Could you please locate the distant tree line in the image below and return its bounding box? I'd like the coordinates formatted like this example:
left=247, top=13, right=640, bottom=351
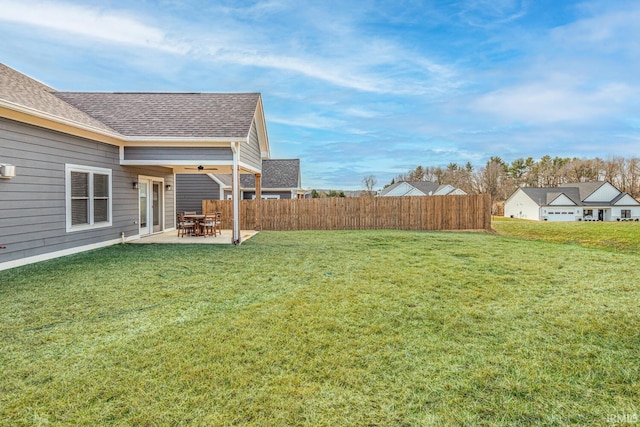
left=311, top=189, right=346, bottom=198
left=387, top=156, right=640, bottom=205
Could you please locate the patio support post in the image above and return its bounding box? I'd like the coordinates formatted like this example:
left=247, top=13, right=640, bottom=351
left=231, top=141, right=241, bottom=245
left=255, top=173, right=261, bottom=230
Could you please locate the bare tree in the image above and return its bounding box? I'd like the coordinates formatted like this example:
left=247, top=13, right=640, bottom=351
left=479, top=158, right=510, bottom=213
left=627, top=157, right=640, bottom=197
left=383, top=154, right=640, bottom=202
left=362, top=175, right=377, bottom=197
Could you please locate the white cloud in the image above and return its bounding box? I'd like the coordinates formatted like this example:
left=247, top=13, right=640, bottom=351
left=551, top=4, right=640, bottom=52
left=458, top=0, right=528, bottom=28
left=269, top=113, right=345, bottom=130
left=472, top=77, right=638, bottom=124
left=0, top=0, right=461, bottom=96
left=214, top=50, right=390, bottom=94
left=0, top=0, right=186, bottom=53
left=473, top=77, right=634, bottom=124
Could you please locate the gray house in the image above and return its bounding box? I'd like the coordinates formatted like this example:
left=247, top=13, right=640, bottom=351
left=175, top=159, right=303, bottom=212
left=0, top=63, right=270, bottom=270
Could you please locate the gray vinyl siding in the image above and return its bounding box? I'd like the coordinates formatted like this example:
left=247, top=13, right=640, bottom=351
left=0, top=117, right=174, bottom=267
left=240, top=120, right=261, bottom=170
left=124, top=146, right=232, bottom=161
left=176, top=174, right=220, bottom=214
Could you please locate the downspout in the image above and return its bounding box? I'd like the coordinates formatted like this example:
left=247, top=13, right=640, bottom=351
left=231, top=141, right=241, bottom=245
left=255, top=173, right=262, bottom=230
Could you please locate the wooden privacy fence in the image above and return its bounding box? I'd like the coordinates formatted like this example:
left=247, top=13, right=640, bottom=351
left=203, top=194, right=491, bottom=232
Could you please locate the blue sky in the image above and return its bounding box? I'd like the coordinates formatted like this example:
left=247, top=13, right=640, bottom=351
left=1, top=0, right=639, bottom=189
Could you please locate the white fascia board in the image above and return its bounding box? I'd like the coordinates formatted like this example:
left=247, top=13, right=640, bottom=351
left=254, top=96, right=270, bottom=158
left=238, top=161, right=261, bottom=174
left=405, top=187, right=426, bottom=196
left=0, top=99, right=123, bottom=143
left=384, top=182, right=412, bottom=196
left=522, top=190, right=543, bottom=207
left=614, top=194, right=640, bottom=206
left=505, top=188, right=526, bottom=205
left=122, top=137, right=243, bottom=145
left=206, top=173, right=228, bottom=187
left=434, top=185, right=454, bottom=195
left=548, top=194, right=577, bottom=206
left=120, top=160, right=233, bottom=166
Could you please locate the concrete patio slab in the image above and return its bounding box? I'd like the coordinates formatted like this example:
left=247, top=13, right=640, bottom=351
left=130, top=229, right=259, bottom=244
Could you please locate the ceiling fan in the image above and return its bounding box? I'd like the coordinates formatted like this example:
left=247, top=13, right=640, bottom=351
left=184, top=165, right=218, bottom=171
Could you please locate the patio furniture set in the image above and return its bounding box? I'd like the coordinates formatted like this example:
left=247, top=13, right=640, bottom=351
left=176, top=212, right=222, bottom=237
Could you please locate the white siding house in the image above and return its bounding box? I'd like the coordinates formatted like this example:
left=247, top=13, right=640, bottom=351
left=380, top=181, right=467, bottom=197
left=504, top=188, right=542, bottom=220
left=504, top=182, right=640, bottom=222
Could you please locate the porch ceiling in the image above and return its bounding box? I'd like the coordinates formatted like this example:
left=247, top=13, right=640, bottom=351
left=153, top=165, right=259, bottom=174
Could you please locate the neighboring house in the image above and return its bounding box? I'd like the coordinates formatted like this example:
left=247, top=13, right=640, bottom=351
left=504, top=181, right=640, bottom=221
left=0, top=63, right=270, bottom=270
left=379, top=181, right=467, bottom=197
left=175, top=159, right=303, bottom=212
left=237, top=159, right=304, bottom=200
left=305, top=190, right=363, bottom=198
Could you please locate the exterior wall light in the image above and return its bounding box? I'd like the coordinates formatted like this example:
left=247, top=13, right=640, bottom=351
left=132, top=181, right=139, bottom=189
left=0, top=164, right=16, bottom=179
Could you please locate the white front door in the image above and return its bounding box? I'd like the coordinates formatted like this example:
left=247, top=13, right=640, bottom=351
left=139, top=177, right=164, bottom=235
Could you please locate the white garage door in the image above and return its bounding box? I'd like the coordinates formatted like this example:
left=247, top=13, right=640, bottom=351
left=546, top=210, right=576, bottom=221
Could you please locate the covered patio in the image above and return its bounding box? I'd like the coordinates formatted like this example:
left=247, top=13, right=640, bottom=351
left=131, top=229, right=259, bottom=244
left=55, top=92, right=272, bottom=245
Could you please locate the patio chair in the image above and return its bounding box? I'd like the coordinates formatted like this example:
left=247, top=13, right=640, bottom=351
left=214, top=212, right=222, bottom=236
left=176, top=213, right=196, bottom=237
left=200, top=214, right=217, bottom=237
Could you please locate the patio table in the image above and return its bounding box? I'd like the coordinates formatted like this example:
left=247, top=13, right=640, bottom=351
left=183, top=214, right=205, bottom=236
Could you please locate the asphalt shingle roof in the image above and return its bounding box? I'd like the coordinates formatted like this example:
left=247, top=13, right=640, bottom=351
left=0, top=63, right=116, bottom=133
left=522, top=187, right=581, bottom=205
left=408, top=181, right=442, bottom=195
left=568, top=181, right=606, bottom=201
left=1, top=63, right=261, bottom=139
left=53, top=92, right=260, bottom=138
left=520, top=182, right=629, bottom=206
left=213, top=159, right=301, bottom=189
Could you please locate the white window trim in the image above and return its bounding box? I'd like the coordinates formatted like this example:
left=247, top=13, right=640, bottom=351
left=65, top=164, right=113, bottom=232
left=251, top=194, right=281, bottom=200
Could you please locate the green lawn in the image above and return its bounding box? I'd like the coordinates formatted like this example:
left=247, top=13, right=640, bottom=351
left=1, top=229, right=639, bottom=425
left=493, top=216, right=640, bottom=254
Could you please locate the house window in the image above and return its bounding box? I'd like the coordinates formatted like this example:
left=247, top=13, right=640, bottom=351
left=66, top=164, right=112, bottom=232
left=251, top=194, right=281, bottom=200
left=584, top=209, right=593, bottom=216
left=621, top=209, right=631, bottom=219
